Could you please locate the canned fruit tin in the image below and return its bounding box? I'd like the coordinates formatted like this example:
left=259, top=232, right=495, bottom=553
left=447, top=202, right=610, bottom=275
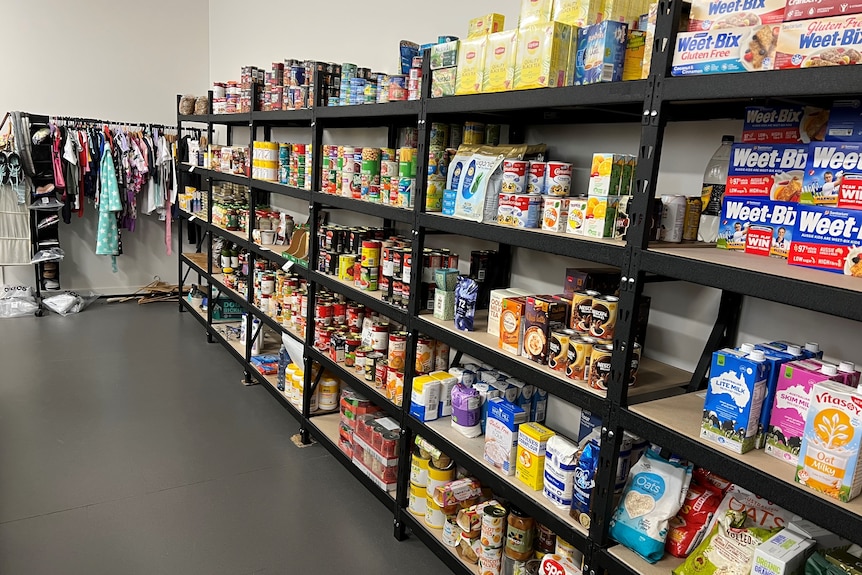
left=528, top=161, right=546, bottom=194
left=481, top=505, right=508, bottom=548
left=548, top=330, right=571, bottom=372
left=387, top=368, right=404, bottom=405
left=571, top=290, right=600, bottom=333
left=388, top=331, right=408, bottom=371
left=587, top=344, right=614, bottom=390
left=502, top=160, right=529, bottom=194
left=589, top=295, right=618, bottom=340
left=416, top=336, right=435, bottom=374
left=545, top=162, right=573, bottom=196
left=566, top=337, right=594, bottom=381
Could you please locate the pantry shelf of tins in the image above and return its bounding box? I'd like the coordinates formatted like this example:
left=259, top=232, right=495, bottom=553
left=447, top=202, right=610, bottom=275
left=179, top=163, right=312, bottom=202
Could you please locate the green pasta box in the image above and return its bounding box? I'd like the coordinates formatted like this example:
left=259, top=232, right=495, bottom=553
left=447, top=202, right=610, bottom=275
left=431, top=68, right=457, bottom=98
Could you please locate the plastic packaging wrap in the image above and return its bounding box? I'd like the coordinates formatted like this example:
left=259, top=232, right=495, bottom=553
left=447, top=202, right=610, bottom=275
left=42, top=290, right=100, bottom=316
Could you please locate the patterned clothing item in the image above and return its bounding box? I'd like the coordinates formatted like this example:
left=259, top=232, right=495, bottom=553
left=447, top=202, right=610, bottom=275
left=96, top=141, right=122, bottom=271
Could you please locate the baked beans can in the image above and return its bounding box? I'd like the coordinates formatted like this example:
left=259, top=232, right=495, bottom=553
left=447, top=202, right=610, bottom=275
left=388, top=331, right=408, bottom=372
left=588, top=344, right=615, bottom=390
left=545, top=162, right=573, bottom=196
left=629, top=342, right=642, bottom=387
left=370, top=323, right=390, bottom=351
left=415, top=336, right=435, bottom=374
left=571, top=290, right=600, bottom=332
left=375, top=358, right=389, bottom=390
left=548, top=330, right=571, bottom=372
left=315, top=302, right=333, bottom=326
left=435, top=340, right=450, bottom=371
left=365, top=351, right=384, bottom=382
left=332, top=302, right=347, bottom=325
left=346, top=304, right=365, bottom=330
left=481, top=505, right=507, bottom=549
left=589, top=295, right=618, bottom=340
left=501, top=160, right=529, bottom=194
left=361, top=240, right=382, bottom=268
left=527, top=161, right=546, bottom=194
left=566, top=336, right=595, bottom=381
left=683, top=196, right=702, bottom=242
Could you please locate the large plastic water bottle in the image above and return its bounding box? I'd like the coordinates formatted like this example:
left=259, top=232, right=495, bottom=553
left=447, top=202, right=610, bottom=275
left=698, top=135, right=735, bottom=243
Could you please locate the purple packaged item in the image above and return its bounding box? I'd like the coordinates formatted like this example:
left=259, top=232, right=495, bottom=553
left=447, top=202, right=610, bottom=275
left=451, top=384, right=482, bottom=438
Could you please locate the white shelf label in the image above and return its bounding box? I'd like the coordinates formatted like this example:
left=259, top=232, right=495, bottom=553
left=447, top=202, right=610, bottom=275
left=189, top=165, right=195, bottom=173
left=282, top=261, right=294, bottom=271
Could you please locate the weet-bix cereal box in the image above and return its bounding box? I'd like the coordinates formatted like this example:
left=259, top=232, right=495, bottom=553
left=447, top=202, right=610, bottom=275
left=689, top=0, right=787, bottom=31
left=775, top=15, right=862, bottom=69
left=718, top=198, right=798, bottom=257
left=802, top=141, right=862, bottom=207
left=789, top=204, right=862, bottom=274
left=726, top=144, right=808, bottom=201
left=672, top=26, right=778, bottom=75
left=742, top=105, right=829, bottom=143
left=826, top=100, right=862, bottom=142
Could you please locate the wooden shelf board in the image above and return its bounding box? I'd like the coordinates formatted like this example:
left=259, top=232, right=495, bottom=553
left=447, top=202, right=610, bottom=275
left=406, top=515, right=479, bottom=575
left=423, top=418, right=589, bottom=540
left=629, top=393, right=862, bottom=516
left=182, top=252, right=209, bottom=269
left=606, top=545, right=684, bottom=575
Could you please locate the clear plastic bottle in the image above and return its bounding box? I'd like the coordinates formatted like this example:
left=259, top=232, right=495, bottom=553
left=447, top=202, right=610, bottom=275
left=698, top=135, right=735, bottom=242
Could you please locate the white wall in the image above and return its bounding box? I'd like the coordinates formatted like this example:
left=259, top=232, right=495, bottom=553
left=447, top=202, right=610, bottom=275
left=0, top=0, right=210, bottom=294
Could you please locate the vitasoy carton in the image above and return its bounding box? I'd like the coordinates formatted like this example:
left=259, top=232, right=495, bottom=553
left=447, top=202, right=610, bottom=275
left=796, top=380, right=862, bottom=502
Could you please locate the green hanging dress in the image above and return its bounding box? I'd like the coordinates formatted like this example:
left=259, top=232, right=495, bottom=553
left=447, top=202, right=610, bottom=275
left=96, top=141, right=122, bottom=271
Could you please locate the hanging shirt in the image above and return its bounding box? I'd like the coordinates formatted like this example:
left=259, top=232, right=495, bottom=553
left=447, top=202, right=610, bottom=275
left=96, top=141, right=122, bottom=271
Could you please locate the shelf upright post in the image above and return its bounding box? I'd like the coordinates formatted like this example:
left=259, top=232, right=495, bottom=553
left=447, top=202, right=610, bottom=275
left=206, top=171, right=215, bottom=344
left=177, top=96, right=185, bottom=315
left=300, top=71, right=326, bottom=445
left=242, top=95, right=258, bottom=386
left=394, top=51, right=433, bottom=542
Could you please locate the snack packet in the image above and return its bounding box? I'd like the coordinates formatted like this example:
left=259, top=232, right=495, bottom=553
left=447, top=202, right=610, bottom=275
left=665, top=483, right=721, bottom=558
left=610, top=450, right=693, bottom=563
left=704, top=484, right=796, bottom=534
left=454, top=276, right=479, bottom=331
left=674, top=509, right=783, bottom=575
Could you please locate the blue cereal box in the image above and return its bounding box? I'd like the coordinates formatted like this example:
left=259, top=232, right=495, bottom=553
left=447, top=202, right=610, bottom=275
left=717, top=198, right=798, bottom=258
left=574, top=21, right=627, bottom=86
left=802, top=142, right=862, bottom=207
left=789, top=204, right=862, bottom=275
left=672, top=26, right=776, bottom=76
left=701, top=348, right=769, bottom=454
left=726, top=144, right=808, bottom=200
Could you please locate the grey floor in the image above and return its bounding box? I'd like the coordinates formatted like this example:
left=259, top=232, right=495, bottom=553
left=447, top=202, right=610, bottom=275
left=0, top=302, right=445, bottom=575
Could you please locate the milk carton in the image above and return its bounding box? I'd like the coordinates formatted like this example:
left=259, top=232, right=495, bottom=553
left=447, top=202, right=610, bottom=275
left=752, top=344, right=800, bottom=449
left=701, top=348, right=769, bottom=454
left=789, top=204, right=862, bottom=274
left=672, top=27, right=777, bottom=76
left=484, top=398, right=528, bottom=475
left=751, top=529, right=817, bottom=575
left=488, top=289, right=517, bottom=337
left=766, top=360, right=839, bottom=465
left=726, top=144, right=808, bottom=201
left=716, top=198, right=798, bottom=258
left=801, top=142, right=862, bottom=207
left=796, top=380, right=862, bottom=502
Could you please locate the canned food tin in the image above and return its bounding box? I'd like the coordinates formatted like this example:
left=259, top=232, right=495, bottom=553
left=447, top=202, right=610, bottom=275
left=402, top=252, right=412, bottom=284
left=443, top=516, right=462, bottom=547
left=346, top=303, right=365, bottom=330
left=528, top=161, right=546, bottom=194
left=435, top=340, right=450, bottom=371
left=315, top=302, right=333, bottom=326
left=332, top=302, right=346, bottom=325
left=589, top=295, right=618, bottom=340
left=415, top=336, right=435, bottom=374
left=571, top=290, right=600, bottom=333
left=375, top=358, right=389, bottom=390
left=480, top=544, right=504, bottom=575
left=381, top=247, right=394, bottom=277
left=409, top=483, right=428, bottom=515
left=370, top=323, right=390, bottom=351
left=388, top=331, right=408, bottom=372
left=365, top=351, right=384, bottom=382
left=548, top=330, right=571, bottom=372
left=338, top=254, right=356, bottom=281
left=344, top=336, right=361, bottom=367
left=359, top=266, right=379, bottom=291
left=587, top=344, right=614, bottom=390
left=544, top=162, right=573, bottom=196
left=566, top=337, right=595, bottom=381
left=429, top=123, right=450, bottom=149
left=425, top=495, right=447, bottom=529
left=361, top=240, right=382, bottom=268
left=410, top=452, right=430, bottom=487
left=629, top=342, right=642, bottom=387
left=659, top=195, right=686, bottom=243
left=463, top=121, right=486, bottom=145
left=319, top=376, right=340, bottom=411
left=502, top=160, right=529, bottom=195
left=387, top=368, right=404, bottom=405
left=481, top=505, right=508, bottom=548
left=683, top=196, right=702, bottom=241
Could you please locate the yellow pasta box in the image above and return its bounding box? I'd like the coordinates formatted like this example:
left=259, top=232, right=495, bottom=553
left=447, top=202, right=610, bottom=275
left=483, top=30, right=519, bottom=93
left=519, top=0, right=555, bottom=26
left=468, top=13, right=506, bottom=38
left=623, top=30, right=647, bottom=80
left=514, top=21, right=574, bottom=90
left=553, top=0, right=606, bottom=27
left=455, top=36, right=488, bottom=95
left=516, top=422, right=556, bottom=490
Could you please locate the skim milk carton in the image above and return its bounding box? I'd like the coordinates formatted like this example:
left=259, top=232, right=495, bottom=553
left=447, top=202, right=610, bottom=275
left=701, top=348, right=769, bottom=454
left=789, top=204, right=862, bottom=273
left=766, top=360, right=839, bottom=465
left=752, top=344, right=800, bottom=449
left=796, top=380, right=862, bottom=502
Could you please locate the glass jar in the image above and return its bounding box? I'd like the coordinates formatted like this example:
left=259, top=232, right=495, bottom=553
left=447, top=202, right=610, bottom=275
left=505, top=507, right=535, bottom=561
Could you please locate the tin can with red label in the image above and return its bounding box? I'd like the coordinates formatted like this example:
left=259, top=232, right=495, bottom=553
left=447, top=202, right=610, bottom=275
left=354, top=346, right=371, bottom=372
left=545, top=162, right=573, bottom=196
left=379, top=275, right=391, bottom=301
left=346, top=303, right=365, bottom=330
left=331, top=302, right=346, bottom=326
left=502, top=159, right=529, bottom=194
left=402, top=252, right=412, bottom=284
left=375, top=358, right=389, bottom=390
left=435, top=340, right=450, bottom=371
left=528, top=161, right=546, bottom=194
left=388, top=331, right=408, bottom=372
left=353, top=262, right=362, bottom=288
left=365, top=351, right=383, bottom=382
left=370, top=323, right=390, bottom=352
left=361, top=240, right=382, bottom=268
left=382, top=246, right=394, bottom=277
left=387, top=368, right=405, bottom=405
left=315, top=302, right=333, bottom=326
left=344, top=335, right=361, bottom=368
left=415, top=336, right=435, bottom=374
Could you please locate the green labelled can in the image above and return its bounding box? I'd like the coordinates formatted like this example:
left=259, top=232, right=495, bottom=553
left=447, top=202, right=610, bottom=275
left=429, top=123, right=450, bottom=149
left=361, top=158, right=380, bottom=178
left=381, top=175, right=392, bottom=205
left=398, top=147, right=417, bottom=178
left=426, top=175, right=445, bottom=212
left=427, top=147, right=448, bottom=177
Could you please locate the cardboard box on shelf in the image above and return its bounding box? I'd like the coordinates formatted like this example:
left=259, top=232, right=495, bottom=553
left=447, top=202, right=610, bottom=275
left=826, top=100, right=862, bottom=142
left=802, top=142, right=862, bottom=206
left=519, top=0, right=555, bottom=26
left=789, top=204, right=862, bottom=274
left=468, top=13, right=505, bottom=38
left=751, top=529, right=816, bottom=575
left=726, top=144, right=808, bottom=201
left=516, top=422, right=556, bottom=490
left=742, top=105, right=829, bottom=143
left=431, top=68, right=457, bottom=98
left=784, top=0, right=862, bottom=23
left=563, top=267, right=621, bottom=298
left=716, top=198, right=798, bottom=258
left=484, top=397, right=527, bottom=475
left=482, top=30, right=518, bottom=93
left=430, top=41, right=459, bottom=70
left=775, top=15, right=862, bottom=70
left=688, top=0, right=787, bottom=31
left=588, top=153, right=627, bottom=196
left=499, top=296, right=528, bottom=355
left=455, top=36, right=488, bottom=95
left=672, top=26, right=778, bottom=75
left=574, top=21, right=628, bottom=85
left=514, top=21, right=573, bottom=90
left=582, top=195, right=620, bottom=239
left=623, top=30, right=647, bottom=80
left=553, top=0, right=605, bottom=27
left=523, top=296, right=568, bottom=364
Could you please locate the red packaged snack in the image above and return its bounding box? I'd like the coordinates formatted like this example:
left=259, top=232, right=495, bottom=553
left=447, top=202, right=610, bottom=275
left=692, top=468, right=732, bottom=496
left=666, top=483, right=721, bottom=558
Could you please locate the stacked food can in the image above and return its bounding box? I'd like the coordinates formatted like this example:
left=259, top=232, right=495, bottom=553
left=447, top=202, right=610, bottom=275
left=252, top=141, right=279, bottom=182
left=319, top=145, right=417, bottom=207
left=275, top=143, right=312, bottom=189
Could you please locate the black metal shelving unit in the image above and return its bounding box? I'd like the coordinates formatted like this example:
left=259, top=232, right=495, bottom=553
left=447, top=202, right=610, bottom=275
left=176, top=9, right=862, bottom=570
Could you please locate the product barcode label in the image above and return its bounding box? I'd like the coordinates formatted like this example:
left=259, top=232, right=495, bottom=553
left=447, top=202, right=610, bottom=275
left=602, top=64, right=615, bottom=83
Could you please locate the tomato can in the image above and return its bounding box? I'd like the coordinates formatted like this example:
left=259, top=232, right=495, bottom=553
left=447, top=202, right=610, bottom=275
left=315, top=302, right=333, bottom=326
left=415, top=336, right=435, bottom=374
left=388, top=331, right=408, bottom=372
left=353, top=262, right=362, bottom=287
left=346, top=303, right=365, bottom=330
left=354, top=346, right=371, bottom=372
left=589, top=295, right=618, bottom=340
left=365, top=351, right=384, bottom=382
left=587, top=344, right=614, bottom=390
left=566, top=336, right=595, bottom=381
left=381, top=246, right=395, bottom=277
left=329, top=333, right=345, bottom=363
left=370, top=323, right=390, bottom=352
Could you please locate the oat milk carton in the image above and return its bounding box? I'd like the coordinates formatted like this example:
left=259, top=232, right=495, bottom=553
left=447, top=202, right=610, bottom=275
left=796, top=380, right=862, bottom=502
left=701, top=348, right=769, bottom=454
left=766, top=360, right=840, bottom=465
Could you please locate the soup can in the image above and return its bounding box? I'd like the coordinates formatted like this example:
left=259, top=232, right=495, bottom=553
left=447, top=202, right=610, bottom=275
left=415, top=336, right=435, bottom=374
left=388, top=331, right=408, bottom=372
